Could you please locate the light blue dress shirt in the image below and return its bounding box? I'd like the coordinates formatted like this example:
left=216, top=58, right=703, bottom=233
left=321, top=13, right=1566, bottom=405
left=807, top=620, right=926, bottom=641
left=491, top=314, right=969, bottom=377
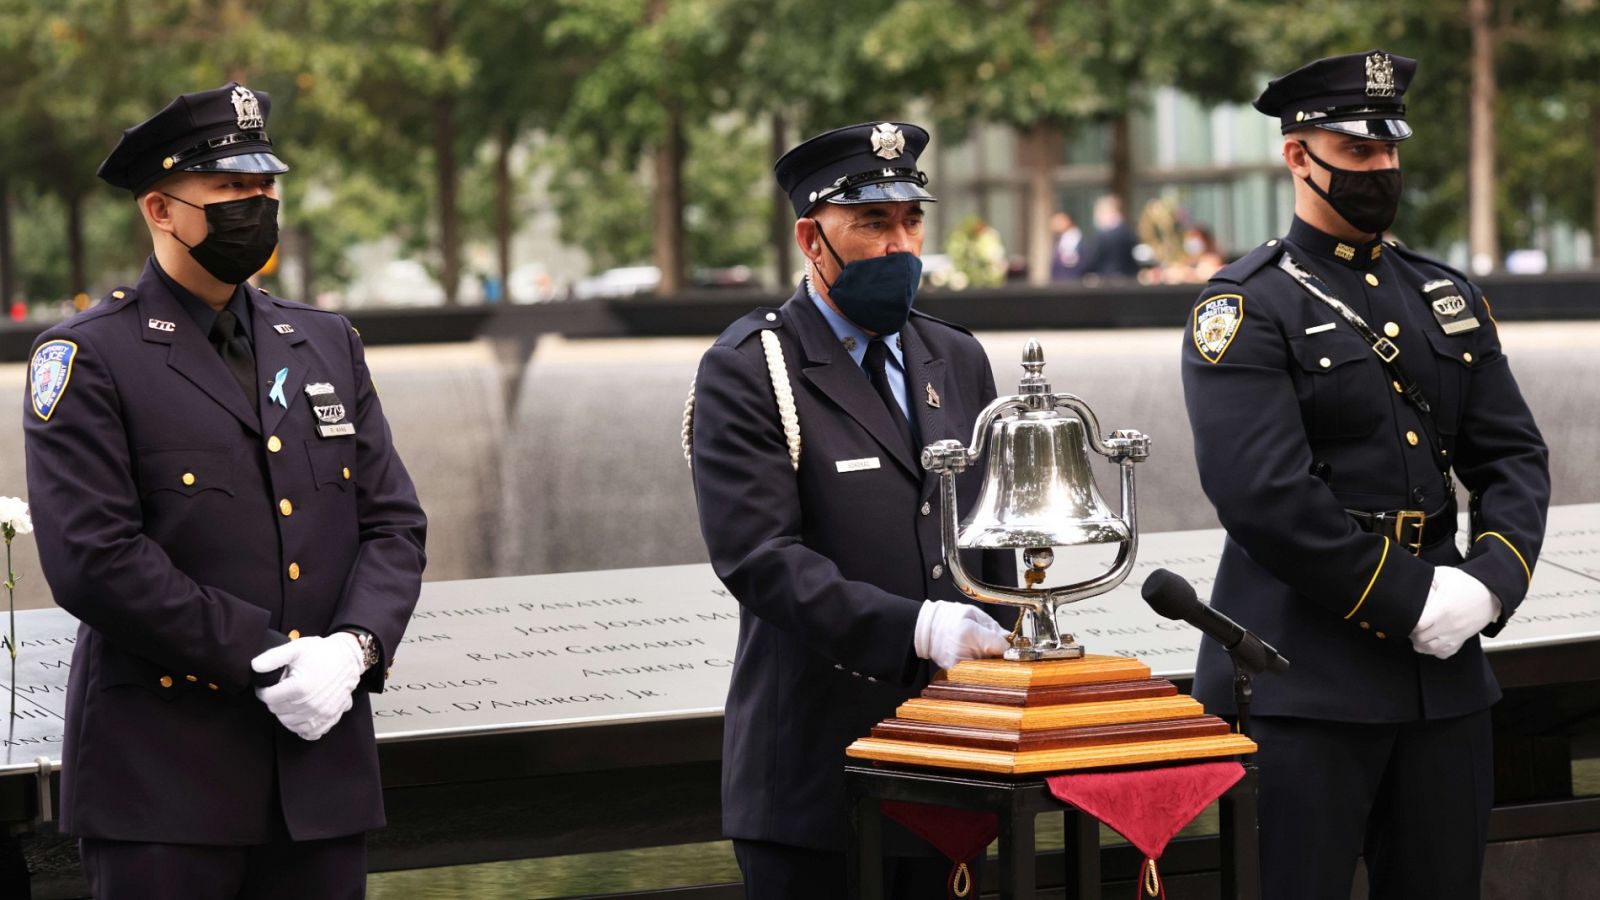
left=807, top=282, right=910, bottom=421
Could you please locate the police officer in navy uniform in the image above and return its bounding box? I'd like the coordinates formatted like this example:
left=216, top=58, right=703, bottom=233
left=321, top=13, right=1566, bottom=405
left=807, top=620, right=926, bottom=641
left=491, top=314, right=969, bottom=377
left=688, top=122, right=1015, bottom=898
left=1181, top=52, right=1550, bottom=898
left=23, top=84, right=427, bottom=898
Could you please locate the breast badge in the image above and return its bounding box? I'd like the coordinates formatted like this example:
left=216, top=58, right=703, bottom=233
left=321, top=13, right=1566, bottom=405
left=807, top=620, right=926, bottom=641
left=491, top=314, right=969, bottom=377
left=1193, top=295, right=1244, bottom=364
left=304, top=382, right=355, bottom=437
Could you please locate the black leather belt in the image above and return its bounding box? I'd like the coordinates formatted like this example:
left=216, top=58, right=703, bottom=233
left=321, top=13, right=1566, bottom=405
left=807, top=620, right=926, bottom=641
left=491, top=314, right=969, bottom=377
left=1348, top=497, right=1457, bottom=554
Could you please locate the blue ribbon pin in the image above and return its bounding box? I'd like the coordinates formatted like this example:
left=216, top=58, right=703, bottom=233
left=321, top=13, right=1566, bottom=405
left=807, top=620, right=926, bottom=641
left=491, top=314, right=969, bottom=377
left=268, top=367, right=290, bottom=408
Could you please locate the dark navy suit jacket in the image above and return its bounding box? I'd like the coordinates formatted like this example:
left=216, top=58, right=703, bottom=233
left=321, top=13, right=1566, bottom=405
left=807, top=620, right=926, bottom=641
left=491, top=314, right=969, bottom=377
left=24, top=260, right=427, bottom=844
left=690, top=290, right=1012, bottom=851
left=1182, top=220, right=1549, bottom=723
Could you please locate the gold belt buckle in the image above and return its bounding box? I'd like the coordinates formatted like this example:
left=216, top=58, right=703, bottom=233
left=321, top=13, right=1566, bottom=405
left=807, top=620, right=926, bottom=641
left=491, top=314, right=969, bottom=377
left=1394, top=510, right=1426, bottom=555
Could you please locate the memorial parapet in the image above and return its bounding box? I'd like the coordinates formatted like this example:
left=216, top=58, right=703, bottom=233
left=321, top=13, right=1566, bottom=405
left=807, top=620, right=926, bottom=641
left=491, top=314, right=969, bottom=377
left=2, top=503, right=1597, bottom=773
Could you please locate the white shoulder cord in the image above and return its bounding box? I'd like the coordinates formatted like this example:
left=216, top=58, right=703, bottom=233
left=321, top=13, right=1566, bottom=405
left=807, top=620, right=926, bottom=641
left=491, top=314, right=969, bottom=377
left=681, top=328, right=801, bottom=472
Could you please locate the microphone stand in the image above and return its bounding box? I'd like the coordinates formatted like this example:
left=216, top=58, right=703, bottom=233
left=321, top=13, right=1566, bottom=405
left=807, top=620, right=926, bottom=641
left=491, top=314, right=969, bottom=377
left=1232, top=654, right=1256, bottom=741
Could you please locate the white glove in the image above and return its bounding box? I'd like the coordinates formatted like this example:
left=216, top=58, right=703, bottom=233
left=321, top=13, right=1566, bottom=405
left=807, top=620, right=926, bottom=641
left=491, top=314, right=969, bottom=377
left=252, top=633, right=365, bottom=741
left=1410, top=567, right=1502, bottom=660
left=914, top=600, right=1011, bottom=670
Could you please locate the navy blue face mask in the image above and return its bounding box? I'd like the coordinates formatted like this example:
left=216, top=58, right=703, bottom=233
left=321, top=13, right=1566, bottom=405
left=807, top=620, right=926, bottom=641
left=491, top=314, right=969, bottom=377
left=810, top=222, right=923, bottom=336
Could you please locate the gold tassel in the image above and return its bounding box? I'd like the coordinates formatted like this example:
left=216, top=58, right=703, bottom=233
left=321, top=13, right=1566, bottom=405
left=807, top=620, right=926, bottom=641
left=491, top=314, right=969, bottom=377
left=952, top=862, right=972, bottom=898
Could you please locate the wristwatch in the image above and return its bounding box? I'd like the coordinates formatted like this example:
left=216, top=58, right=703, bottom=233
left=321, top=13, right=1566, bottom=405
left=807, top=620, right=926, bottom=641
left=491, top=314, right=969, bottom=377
left=345, top=629, right=380, bottom=671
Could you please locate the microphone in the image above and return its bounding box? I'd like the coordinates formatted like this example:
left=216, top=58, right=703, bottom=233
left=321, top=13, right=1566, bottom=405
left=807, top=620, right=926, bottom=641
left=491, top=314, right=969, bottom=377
left=1141, top=569, right=1290, bottom=675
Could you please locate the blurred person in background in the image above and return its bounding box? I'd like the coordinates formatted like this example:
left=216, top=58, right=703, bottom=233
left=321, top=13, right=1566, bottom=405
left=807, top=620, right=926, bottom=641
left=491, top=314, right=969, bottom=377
left=1049, top=210, right=1085, bottom=281
left=1080, top=193, right=1141, bottom=279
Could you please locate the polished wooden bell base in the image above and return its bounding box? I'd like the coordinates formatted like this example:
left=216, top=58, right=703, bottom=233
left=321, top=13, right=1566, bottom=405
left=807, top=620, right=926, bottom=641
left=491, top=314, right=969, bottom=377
left=846, top=655, right=1257, bottom=775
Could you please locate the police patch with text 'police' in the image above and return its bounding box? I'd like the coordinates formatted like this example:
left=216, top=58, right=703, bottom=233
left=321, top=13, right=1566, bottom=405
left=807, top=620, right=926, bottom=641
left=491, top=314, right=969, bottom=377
left=1193, top=294, right=1244, bottom=364
left=29, top=340, right=78, bottom=421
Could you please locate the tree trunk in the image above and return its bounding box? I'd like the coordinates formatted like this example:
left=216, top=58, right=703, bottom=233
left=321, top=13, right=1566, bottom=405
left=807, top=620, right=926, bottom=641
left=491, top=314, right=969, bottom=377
left=433, top=5, right=461, bottom=304
left=652, top=107, right=686, bottom=295
left=1467, top=0, right=1498, bottom=274
left=1592, top=104, right=1600, bottom=266
left=66, top=191, right=86, bottom=299
left=1020, top=121, right=1063, bottom=286
left=495, top=122, right=514, bottom=303
left=1108, top=112, right=1133, bottom=213
left=0, top=177, right=13, bottom=306
left=770, top=113, right=792, bottom=288
left=294, top=224, right=316, bottom=305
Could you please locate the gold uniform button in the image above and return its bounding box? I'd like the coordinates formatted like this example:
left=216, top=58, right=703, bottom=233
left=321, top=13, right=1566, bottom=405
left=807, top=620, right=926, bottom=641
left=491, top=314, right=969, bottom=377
left=1360, top=621, right=1371, bottom=630
left=181, top=472, right=196, bottom=486
left=342, top=467, right=351, bottom=480
left=185, top=675, right=198, bottom=683
left=1365, top=273, right=1380, bottom=287
left=1406, top=431, right=1419, bottom=446
left=1267, top=239, right=1279, bottom=246
left=288, top=562, right=301, bottom=581
left=279, top=499, right=293, bottom=517
left=1319, top=357, right=1331, bottom=369
left=208, top=682, right=220, bottom=690
left=288, top=629, right=301, bottom=640
left=1383, top=321, right=1400, bottom=338
left=112, top=290, right=126, bottom=300
left=1463, top=352, right=1473, bottom=363
left=159, top=676, right=174, bottom=688
left=1376, top=631, right=1387, bottom=639
left=267, top=435, right=282, bottom=453
left=1392, top=380, right=1404, bottom=394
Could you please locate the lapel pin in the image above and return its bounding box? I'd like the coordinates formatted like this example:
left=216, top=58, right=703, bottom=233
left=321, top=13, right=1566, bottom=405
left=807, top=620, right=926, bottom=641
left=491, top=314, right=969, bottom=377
left=269, top=367, right=290, bottom=408
left=925, top=383, right=940, bottom=408
left=273, top=323, right=295, bottom=335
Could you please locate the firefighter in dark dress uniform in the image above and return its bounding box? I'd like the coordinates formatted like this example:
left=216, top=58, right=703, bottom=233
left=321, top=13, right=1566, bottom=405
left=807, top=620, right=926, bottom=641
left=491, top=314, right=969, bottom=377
left=687, top=122, right=1015, bottom=898
left=1181, top=51, right=1550, bottom=898
left=23, top=83, right=427, bottom=899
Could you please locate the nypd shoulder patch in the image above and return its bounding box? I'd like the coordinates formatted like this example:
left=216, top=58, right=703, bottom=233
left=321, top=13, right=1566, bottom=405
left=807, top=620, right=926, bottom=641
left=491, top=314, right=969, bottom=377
left=30, top=339, right=79, bottom=421
left=1193, top=294, right=1243, bottom=364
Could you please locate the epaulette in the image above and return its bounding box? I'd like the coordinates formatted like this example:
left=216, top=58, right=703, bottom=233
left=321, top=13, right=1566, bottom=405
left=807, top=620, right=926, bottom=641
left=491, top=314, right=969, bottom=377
left=909, top=308, right=975, bottom=338
left=254, top=284, right=334, bottom=315
left=61, top=287, right=136, bottom=327
left=714, top=307, right=783, bottom=349
left=1210, top=240, right=1286, bottom=286
left=1385, top=241, right=1474, bottom=286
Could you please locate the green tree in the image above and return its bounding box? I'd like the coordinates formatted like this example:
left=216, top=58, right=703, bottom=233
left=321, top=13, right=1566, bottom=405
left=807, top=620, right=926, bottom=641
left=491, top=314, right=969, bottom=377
left=865, top=0, right=1264, bottom=284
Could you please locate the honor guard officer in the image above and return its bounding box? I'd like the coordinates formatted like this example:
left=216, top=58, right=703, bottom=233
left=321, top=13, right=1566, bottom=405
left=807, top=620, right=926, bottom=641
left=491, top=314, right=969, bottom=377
left=1181, top=51, right=1549, bottom=899
left=23, top=83, right=427, bottom=899
left=687, top=122, right=1014, bottom=898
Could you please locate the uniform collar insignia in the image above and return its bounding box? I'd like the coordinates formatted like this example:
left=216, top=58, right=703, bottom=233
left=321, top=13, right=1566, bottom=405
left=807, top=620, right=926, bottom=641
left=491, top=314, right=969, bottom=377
left=925, top=383, right=941, bottom=408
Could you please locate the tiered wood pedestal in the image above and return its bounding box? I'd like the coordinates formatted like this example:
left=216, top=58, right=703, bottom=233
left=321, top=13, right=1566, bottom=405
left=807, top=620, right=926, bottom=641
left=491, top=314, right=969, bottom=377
left=847, top=655, right=1256, bottom=773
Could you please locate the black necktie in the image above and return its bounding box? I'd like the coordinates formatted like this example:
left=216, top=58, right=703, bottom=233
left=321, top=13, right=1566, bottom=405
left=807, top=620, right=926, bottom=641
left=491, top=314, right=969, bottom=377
left=210, top=309, right=259, bottom=415
left=863, top=338, right=915, bottom=455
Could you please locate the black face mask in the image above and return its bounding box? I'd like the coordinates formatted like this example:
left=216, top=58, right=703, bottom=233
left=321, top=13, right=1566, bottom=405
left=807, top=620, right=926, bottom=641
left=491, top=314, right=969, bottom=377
left=809, top=222, right=923, bottom=336
left=1298, top=142, right=1402, bottom=236
left=165, top=193, right=280, bottom=284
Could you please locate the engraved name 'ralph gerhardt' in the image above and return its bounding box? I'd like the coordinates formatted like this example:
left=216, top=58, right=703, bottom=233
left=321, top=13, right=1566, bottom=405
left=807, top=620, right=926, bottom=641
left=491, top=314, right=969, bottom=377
left=466, top=637, right=710, bottom=662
